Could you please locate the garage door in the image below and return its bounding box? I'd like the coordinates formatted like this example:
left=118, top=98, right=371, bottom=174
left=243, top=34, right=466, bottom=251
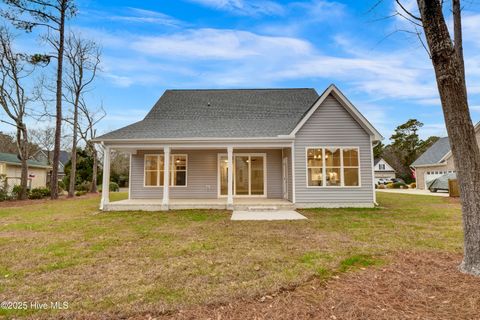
left=424, top=170, right=455, bottom=189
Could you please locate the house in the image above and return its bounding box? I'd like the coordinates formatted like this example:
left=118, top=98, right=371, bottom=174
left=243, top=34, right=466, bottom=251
left=94, top=85, right=383, bottom=211
left=32, top=150, right=71, bottom=181
left=411, top=122, right=480, bottom=189
left=0, top=152, right=51, bottom=190
left=373, top=158, right=396, bottom=183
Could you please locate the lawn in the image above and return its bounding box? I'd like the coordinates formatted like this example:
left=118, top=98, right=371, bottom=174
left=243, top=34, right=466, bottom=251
left=0, top=192, right=464, bottom=319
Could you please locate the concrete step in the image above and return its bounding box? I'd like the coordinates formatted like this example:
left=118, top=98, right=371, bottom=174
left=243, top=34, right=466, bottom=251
left=233, top=204, right=295, bottom=211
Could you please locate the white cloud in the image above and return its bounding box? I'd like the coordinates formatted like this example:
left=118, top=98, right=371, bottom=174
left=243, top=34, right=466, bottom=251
left=109, top=8, right=184, bottom=27
left=131, top=28, right=312, bottom=60
left=185, top=0, right=285, bottom=16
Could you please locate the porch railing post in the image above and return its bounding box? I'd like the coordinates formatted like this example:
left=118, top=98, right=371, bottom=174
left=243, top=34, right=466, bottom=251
left=227, top=146, right=234, bottom=210
left=162, top=146, right=170, bottom=210
left=100, top=145, right=111, bottom=210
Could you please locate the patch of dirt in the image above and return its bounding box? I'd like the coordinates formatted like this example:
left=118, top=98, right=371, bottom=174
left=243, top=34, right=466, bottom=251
left=0, top=193, right=98, bottom=208
left=124, top=252, right=480, bottom=320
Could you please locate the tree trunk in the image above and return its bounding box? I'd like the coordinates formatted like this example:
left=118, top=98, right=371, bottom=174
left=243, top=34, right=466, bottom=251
left=16, top=125, right=29, bottom=200
left=50, top=1, right=66, bottom=199
left=417, top=0, right=480, bottom=276
left=68, top=95, right=80, bottom=198
left=90, top=143, right=98, bottom=193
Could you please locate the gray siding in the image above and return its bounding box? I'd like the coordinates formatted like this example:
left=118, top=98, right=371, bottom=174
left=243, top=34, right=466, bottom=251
left=130, top=149, right=283, bottom=199
left=294, top=94, right=374, bottom=205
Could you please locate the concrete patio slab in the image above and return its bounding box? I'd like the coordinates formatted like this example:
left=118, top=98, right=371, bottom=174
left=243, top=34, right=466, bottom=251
left=231, top=210, right=307, bottom=221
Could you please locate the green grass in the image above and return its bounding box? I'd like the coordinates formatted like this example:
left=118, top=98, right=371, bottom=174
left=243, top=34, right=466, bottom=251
left=0, top=192, right=463, bottom=318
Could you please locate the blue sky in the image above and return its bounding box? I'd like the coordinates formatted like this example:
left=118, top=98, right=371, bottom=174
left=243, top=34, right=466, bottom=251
left=3, top=0, right=480, bottom=141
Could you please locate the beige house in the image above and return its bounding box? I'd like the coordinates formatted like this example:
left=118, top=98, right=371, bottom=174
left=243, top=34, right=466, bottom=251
left=0, top=152, right=51, bottom=190
left=411, top=123, right=480, bottom=190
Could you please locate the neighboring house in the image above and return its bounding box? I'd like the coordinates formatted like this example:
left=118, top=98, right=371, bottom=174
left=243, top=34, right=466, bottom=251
left=0, top=152, right=51, bottom=190
left=32, top=150, right=71, bottom=181
left=411, top=122, right=480, bottom=189
left=95, top=85, right=383, bottom=211
left=373, top=158, right=396, bottom=182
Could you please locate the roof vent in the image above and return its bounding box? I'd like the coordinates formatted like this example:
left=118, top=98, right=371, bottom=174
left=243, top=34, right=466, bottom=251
left=207, top=102, right=211, bottom=106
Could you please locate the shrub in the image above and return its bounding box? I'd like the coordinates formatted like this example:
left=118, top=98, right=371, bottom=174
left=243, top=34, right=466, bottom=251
left=76, top=181, right=92, bottom=192
left=109, top=182, right=119, bottom=192
left=29, top=187, right=51, bottom=199
left=75, top=190, right=87, bottom=197
left=11, top=185, right=30, bottom=199
left=409, top=182, right=417, bottom=189
left=377, top=184, right=386, bottom=189
left=393, top=182, right=407, bottom=189
left=58, top=180, right=65, bottom=192
left=386, top=182, right=394, bottom=189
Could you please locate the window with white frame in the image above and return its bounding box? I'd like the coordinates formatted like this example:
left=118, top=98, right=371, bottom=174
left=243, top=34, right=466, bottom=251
left=379, top=163, right=386, bottom=170
left=144, top=154, right=187, bottom=187
left=306, top=147, right=360, bottom=187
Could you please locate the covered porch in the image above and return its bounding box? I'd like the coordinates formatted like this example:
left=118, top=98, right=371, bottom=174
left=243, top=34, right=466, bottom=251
left=100, top=140, right=294, bottom=211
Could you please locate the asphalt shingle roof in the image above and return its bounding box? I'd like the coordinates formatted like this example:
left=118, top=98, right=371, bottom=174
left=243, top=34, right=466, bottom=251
left=97, top=88, right=320, bottom=140
left=0, top=152, right=51, bottom=168
left=411, top=137, right=451, bottom=166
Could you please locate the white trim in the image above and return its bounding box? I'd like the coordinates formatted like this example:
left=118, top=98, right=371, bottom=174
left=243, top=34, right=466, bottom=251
left=370, top=136, right=377, bottom=205
left=100, top=145, right=111, bottom=210
left=95, top=137, right=295, bottom=144
left=282, top=156, right=289, bottom=200
left=162, top=146, right=170, bottom=209
left=291, top=142, right=296, bottom=204
left=217, top=152, right=267, bottom=198
left=289, top=84, right=383, bottom=141
left=305, top=146, right=362, bottom=188
left=411, top=163, right=446, bottom=168
left=128, top=152, right=132, bottom=200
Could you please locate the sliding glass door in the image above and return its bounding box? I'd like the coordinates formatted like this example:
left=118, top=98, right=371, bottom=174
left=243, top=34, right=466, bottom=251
left=219, top=154, right=265, bottom=197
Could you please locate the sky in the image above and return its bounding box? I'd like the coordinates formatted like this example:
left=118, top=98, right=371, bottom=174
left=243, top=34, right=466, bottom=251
left=2, top=0, right=480, bottom=141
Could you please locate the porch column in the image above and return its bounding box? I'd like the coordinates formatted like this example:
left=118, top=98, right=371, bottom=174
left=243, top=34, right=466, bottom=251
left=100, top=145, right=111, bottom=210
left=162, top=146, right=170, bottom=210
left=227, top=146, right=233, bottom=210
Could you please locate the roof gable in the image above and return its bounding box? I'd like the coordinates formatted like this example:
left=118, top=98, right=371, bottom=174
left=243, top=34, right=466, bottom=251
left=411, top=137, right=451, bottom=167
left=289, top=84, right=383, bottom=141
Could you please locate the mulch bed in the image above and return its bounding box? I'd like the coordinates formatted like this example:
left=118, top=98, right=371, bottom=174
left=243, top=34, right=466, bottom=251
left=139, top=252, right=480, bottom=320
left=0, top=193, right=98, bottom=208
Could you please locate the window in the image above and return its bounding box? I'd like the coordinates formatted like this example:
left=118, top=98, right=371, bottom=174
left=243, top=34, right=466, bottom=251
left=0, top=163, right=6, bottom=175
left=343, top=148, right=359, bottom=186
left=379, top=164, right=386, bottom=170
left=306, top=147, right=360, bottom=187
left=171, top=155, right=187, bottom=186
left=144, top=154, right=187, bottom=187
left=325, top=148, right=341, bottom=186
left=307, top=148, right=323, bottom=186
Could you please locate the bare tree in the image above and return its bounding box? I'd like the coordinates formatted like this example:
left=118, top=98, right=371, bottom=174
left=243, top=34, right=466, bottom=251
left=63, top=34, right=100, bottom=197
left=394, top=0, right=480, bottom=275
left=77, top=99, right=105, bottom=193
left=1, top=0, right=77, bottom=199
left=0, top=28, right=36, bottom=200
left=30, top=126, right=55, bottom=163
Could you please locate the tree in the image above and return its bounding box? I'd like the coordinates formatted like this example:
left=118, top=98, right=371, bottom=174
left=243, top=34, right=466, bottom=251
left=30, top=127, right=55, bottom=164
left=373, top=141, right=384, bottom=159
left=390, top=119, right=424, bottom=168
left=63, top=33, right=100, bottom=197
left=0, top=27, right=35, bottom=200
left=1, top=0, right=77, bottom=199
left=398, top=0, right=480, bottom=275
left=77, top=100, right=105, bottom=193
left=0, top=131, right=20, bottom=153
